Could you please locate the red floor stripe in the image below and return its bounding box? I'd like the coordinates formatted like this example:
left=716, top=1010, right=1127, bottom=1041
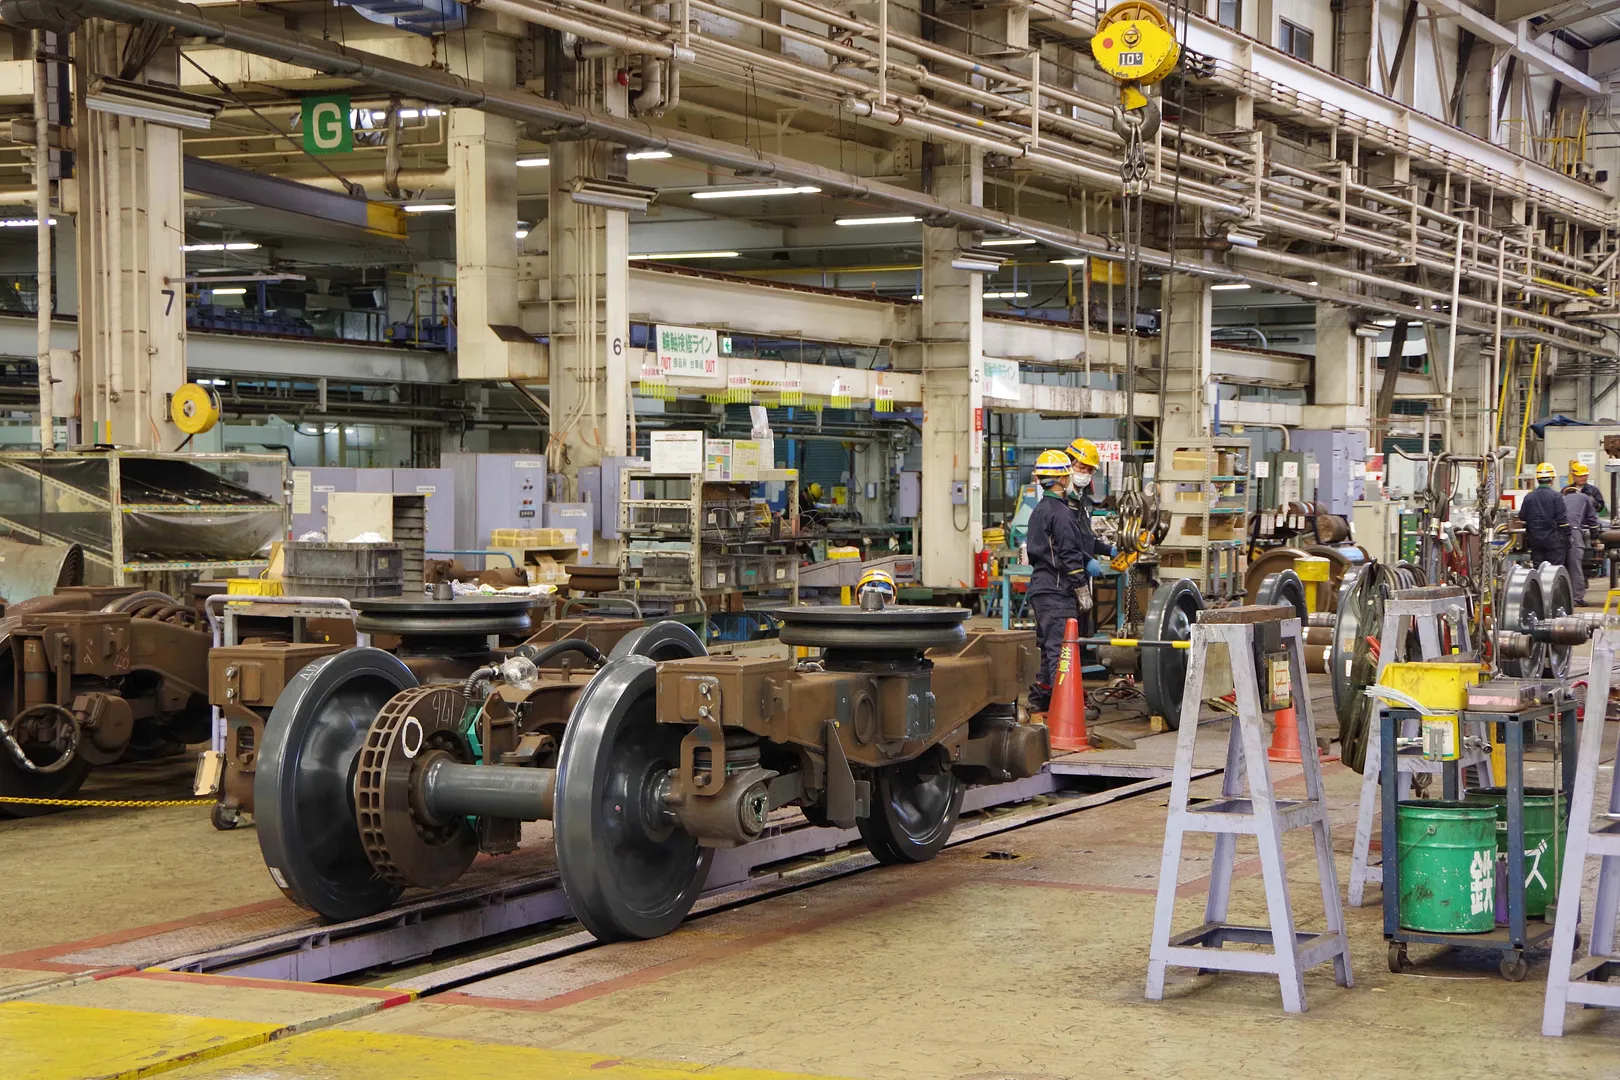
left=0, top=898, right=293, bottom=971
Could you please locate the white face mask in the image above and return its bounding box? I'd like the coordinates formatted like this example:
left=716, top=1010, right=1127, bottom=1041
left=1072, top=469, right=1093, bottom=489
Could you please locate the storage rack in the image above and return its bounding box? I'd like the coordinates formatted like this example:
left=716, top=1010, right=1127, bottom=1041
left=0, top=450, right=288, bottom=585
left=616, top=469, right=800, bottom=615
left=1156, top=437, right=1251, bottom=600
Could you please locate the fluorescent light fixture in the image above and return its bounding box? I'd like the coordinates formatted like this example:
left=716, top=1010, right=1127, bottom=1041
left=626, top=150, right=673, bottom=160
left=85, top=76, right=222, bottom=131
left=371, top=110, right=389, bottom=120
left=984, top=291, right=1030, bottom=299
left=1225, top=228, right=1264, bottom=248
left=210, top=287, right=247, bottom=296
left=1354, top=324, right=1384, bottom=338
left=404, top=203, right=455, bottom=213
left=0, top=218, right=54, bottom=227
left=1211, top=282, right=1251, bottom=291
left=1307, top=279, right=1320, bottom=286
left=1050, top=257, right=1088, bottom=266
left=516, top=229, right=530, bottom=239
left=570, top=178, right=659, bottom=212
left=951, top=248, right=1010, bottom=274
left=836, top=214, right=920, bottom=226
left=1372, top=317, right=1398, bottom=326
left=181, top=242, right=261, bottom=252
left=517, top=157, right=550, bottom=168
left=632, top=251, right=740, bottom=260
left=396, top=108, right=444, bottom=120
left=691, top=185, right=820, bottom=200
left=982, top=237, right=1038, bottom=247
left=912, top=293, right=925, bottom=300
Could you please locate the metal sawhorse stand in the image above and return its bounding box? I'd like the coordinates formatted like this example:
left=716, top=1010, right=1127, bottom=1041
left=1347, top=585, right=1494, bottom=907
left=1146, top=605, right=1353, bottom=1014
left=1544, top=628, right=1620, bottom=1034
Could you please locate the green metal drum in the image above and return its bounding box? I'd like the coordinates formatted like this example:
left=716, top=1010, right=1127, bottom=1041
left=1396, top=800, right=1498, bottom=933
left=1466, top=788, right=1567, bottom=918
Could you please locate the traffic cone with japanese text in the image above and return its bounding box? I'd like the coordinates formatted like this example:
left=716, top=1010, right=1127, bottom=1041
left=1047, top=617, right=1092, bottom=752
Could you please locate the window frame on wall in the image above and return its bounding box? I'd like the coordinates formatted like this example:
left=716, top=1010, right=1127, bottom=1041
left=1278, top=17, right=1314, bottom=62
left=1216, top=0, right=1239, bottom=29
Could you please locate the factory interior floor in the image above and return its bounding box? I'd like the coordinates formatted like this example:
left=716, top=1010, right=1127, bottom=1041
left=2, top=668, right=1619, bottom=1080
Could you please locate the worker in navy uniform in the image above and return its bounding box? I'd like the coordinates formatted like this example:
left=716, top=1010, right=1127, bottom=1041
left=1519, top=462, right=1570, bottom=571
left=1569, top=460, right=1607, bottom=516
left=1064, top=437, right=1117, bottom=593
left=1561, top=480, right=1600, bottom=605
left=1026, top=450, right=1089, bottom=714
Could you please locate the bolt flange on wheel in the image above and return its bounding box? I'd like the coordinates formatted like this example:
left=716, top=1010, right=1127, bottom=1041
left=1142, top=579, right=1204, bottom=729
left=255, top=648, right=418, bottom=921
left=858, top=751, right=963, bottom=864
left=555, top=655, right=711, bottom=941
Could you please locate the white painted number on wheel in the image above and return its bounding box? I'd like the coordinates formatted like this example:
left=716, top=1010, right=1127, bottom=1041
left=401, top=717, right=424, bottom=759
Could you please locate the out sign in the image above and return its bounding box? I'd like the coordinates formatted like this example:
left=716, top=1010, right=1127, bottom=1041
left=302, top=94, right=352, bottom=156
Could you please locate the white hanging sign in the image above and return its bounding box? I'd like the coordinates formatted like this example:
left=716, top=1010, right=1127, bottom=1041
left=982, top=357, right=1021, bottom=401
left=656, top=325, right=721, bottom=379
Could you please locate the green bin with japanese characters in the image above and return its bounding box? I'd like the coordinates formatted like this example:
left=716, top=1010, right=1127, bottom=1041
left=1465, top=787, right=1567, bottom=918
left=1396, top=799, right=1497, bottom=933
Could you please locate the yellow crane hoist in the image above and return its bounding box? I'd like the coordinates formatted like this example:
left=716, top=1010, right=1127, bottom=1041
left=1090, top=0, right=1179, bottom=195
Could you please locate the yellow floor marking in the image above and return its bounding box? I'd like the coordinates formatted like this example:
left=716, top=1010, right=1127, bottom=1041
left=161, top=1029, right=861, bottom=1080
left=0, top=1001, right=280, bottom=1080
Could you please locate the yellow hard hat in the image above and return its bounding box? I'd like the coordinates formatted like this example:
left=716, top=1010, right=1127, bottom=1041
left=1536, top=462, right=1557, bottom=481
left=856, top=567, right=896, bottom=598
left=1066, top=437, right=1102, bottom=469
left=808, top=482, right=822, bottom=499
left=1033, top=449, right=1072, bottom=483
left=1571, top=460, right=1591, bottom=477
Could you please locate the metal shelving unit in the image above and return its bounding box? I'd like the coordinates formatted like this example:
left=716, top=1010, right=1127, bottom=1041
left=1157, top=437, right=1251, bottom=600
left=616, top=468, right=800, bottom=613
left=0, top=450, right=288, bottom=584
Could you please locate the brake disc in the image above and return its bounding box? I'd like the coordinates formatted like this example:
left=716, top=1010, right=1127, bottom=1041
left=354, top=684, right=479, bottom=890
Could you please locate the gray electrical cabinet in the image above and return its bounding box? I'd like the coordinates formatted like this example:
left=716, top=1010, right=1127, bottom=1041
left=1260, top=451, right=1309, bottom=510
left=441, top=452, right=548, bottom=558
left=598, top=456, right=645, bottom=541
left=544, top=502, right=594, bottom=565
left=1291, top=429, right=1367, bottom=516
left=351, top=468, right=455, bottom=554
left=576, top=466, right=602, bottom=536
left=288, top=467, right=357, bottom=540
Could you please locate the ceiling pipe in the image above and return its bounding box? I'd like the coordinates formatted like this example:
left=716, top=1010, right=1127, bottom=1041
left=47, top=0, right=1610, bottom=354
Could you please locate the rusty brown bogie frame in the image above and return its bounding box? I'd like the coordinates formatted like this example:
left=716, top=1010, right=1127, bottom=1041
left=0, top=589, right=211, bottom=812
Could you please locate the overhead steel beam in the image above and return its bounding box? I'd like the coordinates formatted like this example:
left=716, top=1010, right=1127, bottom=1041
left=1540, top=0, right=1620, bottom=33
left=183, top=157, right=408, bottom=239
left=1418, top=0, right=1599, bottom=94
left=0, top=315, right=452, bottom=384
left=1172, top=15, right=1610, bottom=220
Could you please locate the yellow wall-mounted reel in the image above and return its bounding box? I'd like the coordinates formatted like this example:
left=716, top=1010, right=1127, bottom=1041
left=1091, top=0, right=1180, bottom=109
left=170, top=382, right=222, bottom=435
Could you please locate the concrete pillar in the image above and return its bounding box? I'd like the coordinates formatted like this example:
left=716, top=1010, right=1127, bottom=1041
left=547, top=139, right=631, bottom=486
left=73, top=24, right=186, bottom=448
left=1160, top=275, right=1212, bottom=443
left=449, top=30, right=540, bottom=385
left=1337, top=0, right=1374, bottom=86
left=1314, top=254, right=1363, bottom=423
left=1458, top=41, right=1496, bottom=137
left=918, top=146, right=983, bottom=588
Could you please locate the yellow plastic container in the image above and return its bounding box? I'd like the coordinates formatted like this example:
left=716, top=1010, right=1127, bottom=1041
left=227, top=577, right=284, bottom=597
left=1378, top=661, right=1485, bottom=760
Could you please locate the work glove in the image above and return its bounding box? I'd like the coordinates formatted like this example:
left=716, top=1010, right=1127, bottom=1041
left=1085, top=558, right=1106, bottom=577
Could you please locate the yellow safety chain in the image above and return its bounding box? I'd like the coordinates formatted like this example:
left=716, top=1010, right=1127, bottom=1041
left=0, top=795, right=214, bottom=808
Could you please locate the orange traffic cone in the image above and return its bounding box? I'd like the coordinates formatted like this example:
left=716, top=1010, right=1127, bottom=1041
left=1048, top=617, right=1093, bottom=753
left=1266, top=707, right=1334, bottom=763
